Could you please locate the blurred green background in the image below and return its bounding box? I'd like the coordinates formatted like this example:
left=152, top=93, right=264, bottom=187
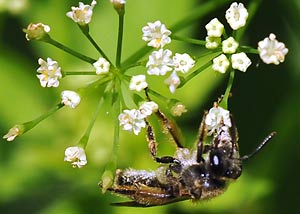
left=1, top=0, right=299, bottom=213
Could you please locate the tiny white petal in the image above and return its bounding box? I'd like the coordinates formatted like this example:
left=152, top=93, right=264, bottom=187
left=66, top=0, right=97, bottom=25
left=64, top=146, right=87, bottom=168
left=142, top=20, right=171, bottom=48
left=205, top=36, right=221, bottom=49
left=129, top=75, right=148, bottom=92
left=231, top=52, right=252, bottom=72
left=93, top=57, right=110, bottom=74
left=258, top=33, right=288, bottom=65
left=225, top=2, right=248, bottom=30
left=164, top=71, right=180, bottom=93
left=61, top=90, right=81, bottom=109
left=119, top=109, right=146, bottom=135
left=146, top=49, right=173, bottom=76
left=172, top=53, right=195, bottom=73
left=139, top=101, right=158, bottom=117
left=222, top=37, right=239, bottom=54
left=212, top=54, right=230, bottom=74
left=205, top=106, right=231, bottom=135
left=205, top=18, right=224, bottom=37
left=36, top=57, right=62, bottom=87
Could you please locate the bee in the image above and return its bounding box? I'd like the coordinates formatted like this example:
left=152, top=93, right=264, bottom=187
left=100, top=100, right=276, bottom=207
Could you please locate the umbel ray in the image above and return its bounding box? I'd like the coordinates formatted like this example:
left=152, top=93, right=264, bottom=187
left=99, top=92, right=276, bottom=207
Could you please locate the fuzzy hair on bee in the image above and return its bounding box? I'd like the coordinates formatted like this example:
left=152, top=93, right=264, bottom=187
left=99, top=98, right=276, bottom=207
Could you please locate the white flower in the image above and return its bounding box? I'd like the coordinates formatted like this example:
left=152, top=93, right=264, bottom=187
left=93, top=57, right=110, bottom=74
left=146, top=49, right=173, bottom=75
left=119, top=109, right=146, bottom=135
left=129, top=75, right=148, bottom=92
left=205, top=36, right=221, bottom=49
left=258, top=33, right=288, bottom=65
left=61, top=90, right=81, bottom=109
left=212, top=54, right=230, bottom=74
left=23, top=23, right=50, bottom=41
left=225, top=2, right=248, bottom=30
left=64, top=146, right=87, bottom=168
left=36, top=57, right=62, bottom=87
left=231, top=52, right=251, bottom=72
left=205, top=106, right=231, bottom=135
left=164, top=71, right=181, bottom=93
left=222, top=37, right=239, bottom=54
left=139, top=101, right=158, bottom=117
left=3, top=125, right=22, bottom=142
left=66, top=0, right=97, bottom=25
left=205, top=18, right=224, bottom=37
left=142, top=20, right=171, bottom=48
left=172, top=53, right=195, bottom=73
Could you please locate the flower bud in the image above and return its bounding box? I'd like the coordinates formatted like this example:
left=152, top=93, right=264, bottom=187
left=23, top=23, right=50, bottom=41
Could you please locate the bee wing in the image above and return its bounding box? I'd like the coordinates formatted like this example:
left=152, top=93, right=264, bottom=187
left=107, top=184, right=191, bottom=206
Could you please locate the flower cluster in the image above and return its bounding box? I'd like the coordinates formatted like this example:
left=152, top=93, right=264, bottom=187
left=4, top=0, right=288, bottom=173
left=142, top=21, right=195, bottom=93
left=205, top=3, right=251, bottom=73
left=206, top=2, right=288, bottom=74
left=119, top=101, right=158, bottom=135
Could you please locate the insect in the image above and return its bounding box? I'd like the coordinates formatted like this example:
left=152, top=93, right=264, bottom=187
left=100, top=98, right=276, bottom=207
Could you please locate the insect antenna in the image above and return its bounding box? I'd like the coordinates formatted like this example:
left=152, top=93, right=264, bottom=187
left=240, top=132, right=276, bottom=161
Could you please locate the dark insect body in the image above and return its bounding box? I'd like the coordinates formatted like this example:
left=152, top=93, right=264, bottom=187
left=100, top=100, right=276, bottom=207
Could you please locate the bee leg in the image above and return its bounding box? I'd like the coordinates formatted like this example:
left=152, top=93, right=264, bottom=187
left=196, top=111, right=208, bottom=163
left=145, top=120, right=157, bottom=158
left=144, top=88, right=184, bottom=149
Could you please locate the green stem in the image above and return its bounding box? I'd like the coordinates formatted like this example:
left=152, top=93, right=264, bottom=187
left=240, top=46, right=259, bottom=54
left=44, top=37, right=96, bottom=64
left=116, top=12, right=125, bottom=68
left=79, top=96, right=104, bottom=148
left=23, top=103, right=64, bottom=133
left=63, top=71, right=97, bottom=76
left=172, top=35, right=206, bottom=46
left=147, top=88, right=170, bottom=102
left=219, top=68, right=235, bottom=110
left=179, top=60, right=213, bottom=88
left=81, top=30, right=113, bottom=66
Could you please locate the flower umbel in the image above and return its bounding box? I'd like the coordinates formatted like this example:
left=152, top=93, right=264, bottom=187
left=142, top=20, right=171, bottom=48
left=66, top=0, right=97, bottom=25
left=129, top=75, right=148, bottom=92
left=61, top=90, right=81, bottom=109
left=231, top=52, right=252, bottom=72
left=146, top=49, right=173, bottom=75
left=93, top=57, right=110, bottom=74
left=36, top=57, right=62, bottom=87
left=64, top=146, right=87, bottom=168
left=23, top=23, right=50, bottom=41
left=258, top=33, right=288, bottom=65
left=119, top=109, right=146, bottom=135
left=225, top=2, right=248, bottom=30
